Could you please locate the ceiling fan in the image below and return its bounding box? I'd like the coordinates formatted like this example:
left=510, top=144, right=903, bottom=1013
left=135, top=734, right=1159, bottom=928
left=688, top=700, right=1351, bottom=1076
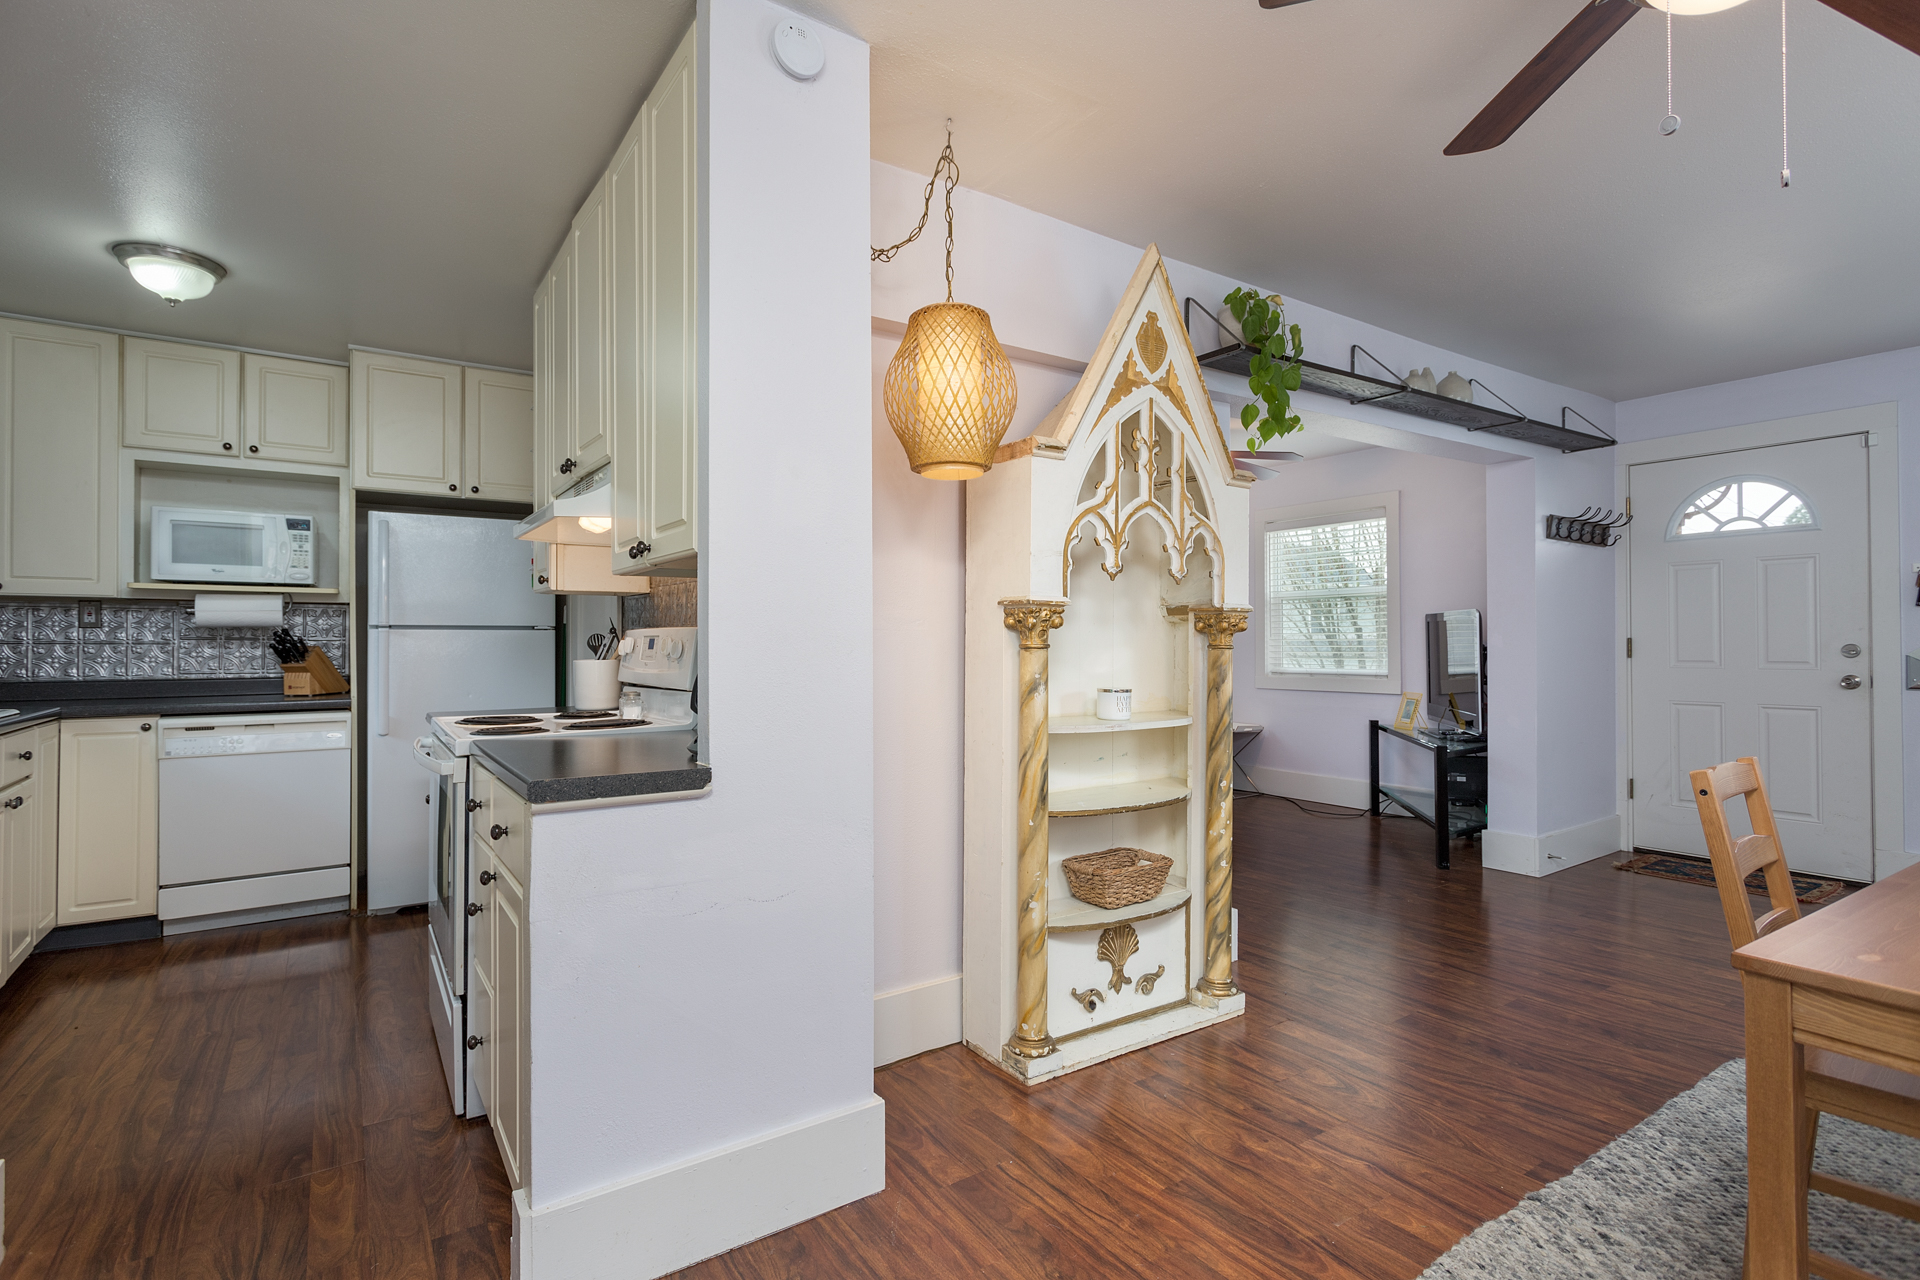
left=1260, top=0, right=1920, bottom=154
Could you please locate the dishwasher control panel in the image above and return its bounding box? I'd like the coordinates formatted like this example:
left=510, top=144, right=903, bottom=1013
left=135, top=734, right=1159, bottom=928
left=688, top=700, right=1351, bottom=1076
left=159, top=714, right=350, bottom=758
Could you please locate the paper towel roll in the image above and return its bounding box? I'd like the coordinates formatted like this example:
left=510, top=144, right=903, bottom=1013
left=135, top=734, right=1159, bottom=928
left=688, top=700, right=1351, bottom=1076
left=191, top=593, right=286, bottom=628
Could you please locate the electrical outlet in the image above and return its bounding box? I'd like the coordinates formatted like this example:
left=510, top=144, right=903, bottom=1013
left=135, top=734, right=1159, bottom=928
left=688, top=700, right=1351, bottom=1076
left=78, top=599, right=103, bottom=629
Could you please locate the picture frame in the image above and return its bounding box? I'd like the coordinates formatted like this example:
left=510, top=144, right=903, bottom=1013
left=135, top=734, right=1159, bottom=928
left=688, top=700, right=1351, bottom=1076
left=1392, top=691, right=1422, bottom=732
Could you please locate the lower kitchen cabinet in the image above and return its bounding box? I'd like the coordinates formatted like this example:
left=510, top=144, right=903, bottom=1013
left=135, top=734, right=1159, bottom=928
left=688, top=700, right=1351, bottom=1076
left=58, top=717, right=159, bottom=926
left=1, top=720, right=60, bottom=987
left=472, top=761, right=532, bottom=1189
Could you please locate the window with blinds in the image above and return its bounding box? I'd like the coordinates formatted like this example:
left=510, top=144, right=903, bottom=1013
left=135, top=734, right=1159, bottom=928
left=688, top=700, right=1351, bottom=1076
left=1265, top=511, right=1389, bottom=675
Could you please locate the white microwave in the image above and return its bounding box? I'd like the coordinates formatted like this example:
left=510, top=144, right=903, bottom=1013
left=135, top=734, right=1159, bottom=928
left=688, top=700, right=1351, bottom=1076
left=150, top=506, right=315, bottom=585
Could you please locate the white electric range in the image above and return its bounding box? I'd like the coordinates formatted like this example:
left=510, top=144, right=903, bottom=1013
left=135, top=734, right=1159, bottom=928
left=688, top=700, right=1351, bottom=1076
left=414, top=626, right=696, bottom=1118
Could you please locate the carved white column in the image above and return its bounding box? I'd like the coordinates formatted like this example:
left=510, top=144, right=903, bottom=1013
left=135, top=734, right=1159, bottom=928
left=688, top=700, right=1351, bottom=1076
left=1001, top=598, right=1066, bottom=1060
left=1192, top=607, right=1249, bottom=998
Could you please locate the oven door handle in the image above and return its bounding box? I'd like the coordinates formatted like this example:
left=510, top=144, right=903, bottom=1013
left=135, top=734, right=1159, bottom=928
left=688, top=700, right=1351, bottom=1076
left=411, top=736, right=459, bottom=776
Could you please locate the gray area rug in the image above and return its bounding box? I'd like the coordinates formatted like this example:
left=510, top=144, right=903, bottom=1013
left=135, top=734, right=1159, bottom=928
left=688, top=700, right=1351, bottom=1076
left=1422, top=1060, right=1920, bottom=1278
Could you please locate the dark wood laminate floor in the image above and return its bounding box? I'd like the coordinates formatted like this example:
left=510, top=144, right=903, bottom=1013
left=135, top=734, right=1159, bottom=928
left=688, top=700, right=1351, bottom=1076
left=0, top=798, right=1751, bottom=1279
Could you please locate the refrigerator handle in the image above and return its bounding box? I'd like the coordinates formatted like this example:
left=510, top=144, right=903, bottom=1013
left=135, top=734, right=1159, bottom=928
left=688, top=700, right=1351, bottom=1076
left=370, top=516, right=390, bottom=627
left=372, top=627, right=389, bottom=737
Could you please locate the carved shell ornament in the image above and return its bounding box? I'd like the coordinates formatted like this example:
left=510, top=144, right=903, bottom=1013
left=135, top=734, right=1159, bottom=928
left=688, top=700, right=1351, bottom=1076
left=1097, top=924, right=1140, bottom=994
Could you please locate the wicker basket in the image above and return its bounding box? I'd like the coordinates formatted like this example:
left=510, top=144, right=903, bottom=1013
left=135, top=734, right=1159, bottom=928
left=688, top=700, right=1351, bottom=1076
left=1061, top=847, right=1173, bottom=910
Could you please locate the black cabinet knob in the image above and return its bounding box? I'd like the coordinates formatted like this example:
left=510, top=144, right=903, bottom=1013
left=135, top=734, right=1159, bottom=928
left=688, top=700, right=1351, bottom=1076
left=17, top=750, right=29, bottom=761
left=466, top=798, right=482, bottom=813
left=467, top=901, right=483, bottom=917
left=466, top=1034, right=484, bottom=1050
left=490, top=823, right=509, bottom=841
left=479, top=869, right=496, bottom=886
left=140, top=723, right=152, bottom=731
left=3, top=796, right=22, bottom=810
left=470, top=486, right=479, bottom=494
left=536, top=575, right=548, bottom=586
left=222, top=442, right=233, bottom=450
left=629, top=541, right=650, bottom=559
left=424, top=795, right=430, bottom=804
left=449, top=484, right=458, bottom=492
left=248, top=445, right=259, bottom=453
left=560, top=458, right=576, bottom=474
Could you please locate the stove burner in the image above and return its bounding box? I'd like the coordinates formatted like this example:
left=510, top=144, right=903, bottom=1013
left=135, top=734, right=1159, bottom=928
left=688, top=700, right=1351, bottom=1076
left=561, top=718, right=652, bottom=730
left=554, top=710, right=617, bottom=720
left=470, top=725, right=549, bottom=736
left=457, top=715, right=541, bottom=726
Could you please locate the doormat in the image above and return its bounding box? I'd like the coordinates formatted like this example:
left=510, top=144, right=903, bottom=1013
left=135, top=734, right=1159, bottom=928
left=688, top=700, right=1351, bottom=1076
left=1613, top=851, right=1849, bottom=905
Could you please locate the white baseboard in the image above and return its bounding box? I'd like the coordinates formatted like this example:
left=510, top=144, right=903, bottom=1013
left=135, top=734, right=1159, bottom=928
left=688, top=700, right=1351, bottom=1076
left=512, top=1095, right=885, bottom=1280
left=875, top=975, right=961, bottom=1067
left=1483, top=813, right=1623, bottom=878
left=1240, top=764, right=1371, bottom=810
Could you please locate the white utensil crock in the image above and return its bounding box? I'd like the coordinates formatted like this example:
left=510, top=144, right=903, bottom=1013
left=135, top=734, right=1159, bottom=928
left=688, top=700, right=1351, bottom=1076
left=572, top=658, right=621, bottom=711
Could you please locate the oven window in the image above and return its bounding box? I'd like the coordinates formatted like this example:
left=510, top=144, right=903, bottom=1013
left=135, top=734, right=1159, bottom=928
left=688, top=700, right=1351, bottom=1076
left=173, top=520, right=264, bottom=566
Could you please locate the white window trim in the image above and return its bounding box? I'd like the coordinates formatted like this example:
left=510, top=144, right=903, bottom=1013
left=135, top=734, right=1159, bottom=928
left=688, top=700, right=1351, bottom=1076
left=1256, top=490, right=1400, bottom=693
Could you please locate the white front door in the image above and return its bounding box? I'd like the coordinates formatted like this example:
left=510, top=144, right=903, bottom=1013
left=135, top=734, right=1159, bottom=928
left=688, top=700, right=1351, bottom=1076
left=1628, top=434, right=1873, bottom=880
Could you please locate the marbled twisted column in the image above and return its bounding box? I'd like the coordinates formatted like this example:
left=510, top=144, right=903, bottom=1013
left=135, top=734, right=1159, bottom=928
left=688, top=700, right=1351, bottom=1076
left=1001, top=599, right=1067, bottom=1060
left=1192, top=607, right=1250, bottom=998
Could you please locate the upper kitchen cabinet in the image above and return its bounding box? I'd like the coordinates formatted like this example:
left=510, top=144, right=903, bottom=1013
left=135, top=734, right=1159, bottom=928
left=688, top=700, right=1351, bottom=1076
left=532, top=282, right=552, bottom=507
left=123, top=337, right=241, bottom=457
left=567, top=176, right=613, bottom=486
left=351, top=351, right=464, bottom=496
left=463, top=368, right=535, bottom=503
left=0, top=319, right=120, bottom=597
left=244, top=355, right=348, bottom=467
left=607, top=25, right=699, bottom=578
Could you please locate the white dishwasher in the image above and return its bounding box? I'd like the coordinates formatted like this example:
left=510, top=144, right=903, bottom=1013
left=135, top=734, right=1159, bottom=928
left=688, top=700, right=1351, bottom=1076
left=158, top=712, right=351, bottom=934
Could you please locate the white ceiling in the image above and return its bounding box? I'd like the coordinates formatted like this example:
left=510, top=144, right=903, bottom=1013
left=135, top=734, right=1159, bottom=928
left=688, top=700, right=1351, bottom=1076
left=791, top=0, right=1920, bottom=400
left=8, top=0, right=1916, bottom=398
left=0, top=0, right=693, bottom=369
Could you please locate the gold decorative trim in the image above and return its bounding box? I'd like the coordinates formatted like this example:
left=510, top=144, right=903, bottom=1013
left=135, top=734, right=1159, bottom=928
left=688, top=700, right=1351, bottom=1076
left=1000, top=599, right=1067, bottom=648
left=1097, top=923, right=1140, bottom=993
left=1136, top=964, right=1166, bottom=996
left=1070, top=987, right=1105, bottom=1014
left=1152, top=363, right=1193, bottom=428
left=1097, top=351, right=1150, bottom=421
left=1049, top=995, right=1191, bottom=1046
left=1060, top=404, right=1225, bottom=600
left=1138, top=312, right=1169, bottom=374
left=1191, top=607, right=1251, bottom=648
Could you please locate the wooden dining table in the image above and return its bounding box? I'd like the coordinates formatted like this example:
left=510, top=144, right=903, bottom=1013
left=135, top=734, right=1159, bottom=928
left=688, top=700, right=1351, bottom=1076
left=1732, top=861, right=1920, bottom=1280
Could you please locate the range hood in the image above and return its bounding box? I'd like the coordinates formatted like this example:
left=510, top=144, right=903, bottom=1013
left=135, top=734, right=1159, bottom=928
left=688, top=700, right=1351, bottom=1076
left=514, top=470, right=613, bottom=546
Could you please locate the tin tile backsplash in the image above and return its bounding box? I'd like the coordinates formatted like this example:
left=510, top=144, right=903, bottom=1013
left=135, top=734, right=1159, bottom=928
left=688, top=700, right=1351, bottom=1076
left=621, top=578, right=696, bottom=631
left=0, top=602, right=348, bottom=683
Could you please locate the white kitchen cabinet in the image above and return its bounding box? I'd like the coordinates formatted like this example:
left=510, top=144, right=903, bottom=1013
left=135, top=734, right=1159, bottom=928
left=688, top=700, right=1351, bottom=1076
left=528, top=542, right=647, bottom=596
left=245, top=355, right=348, bottom=467
left=0, top=719, right=57, bottom=988
left=123, top=338, right=242, bottom=457
left=543, top=247, right=573, bottom=497
left=611, top=26, right=699, bottom=578
left=57, top=717, right=159, bottom=926
left=569, top=176, right=612, bottom=485
left=31, top=721, right=57, bottom=942
left=462, top=368, right=535, bottom=503
left=471, top=762, right=531, bottom=1191
left=0, top=319, right=120, bottom=597
left=351, top=351, right=464, bottom=496
left=532, top=281, right=553, bottom=508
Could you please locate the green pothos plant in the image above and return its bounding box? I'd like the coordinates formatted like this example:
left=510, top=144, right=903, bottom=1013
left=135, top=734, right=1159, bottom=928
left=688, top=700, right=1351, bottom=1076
left=1224, top=287, right=1305, bottom=448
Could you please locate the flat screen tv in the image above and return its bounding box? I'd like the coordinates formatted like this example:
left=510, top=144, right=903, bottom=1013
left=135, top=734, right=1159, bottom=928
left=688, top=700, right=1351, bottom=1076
left=1426, top=609, right=1484, bottom=735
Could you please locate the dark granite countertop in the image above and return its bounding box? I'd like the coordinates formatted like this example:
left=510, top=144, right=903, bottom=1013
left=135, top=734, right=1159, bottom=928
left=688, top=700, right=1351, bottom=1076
left=0, top=677, right=351, bottom=727
left=470, top=729, right=709, bottom=805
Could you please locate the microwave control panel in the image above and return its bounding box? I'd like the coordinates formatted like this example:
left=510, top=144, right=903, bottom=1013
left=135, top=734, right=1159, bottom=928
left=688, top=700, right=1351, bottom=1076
left=285, top=518, right=314, bottom=583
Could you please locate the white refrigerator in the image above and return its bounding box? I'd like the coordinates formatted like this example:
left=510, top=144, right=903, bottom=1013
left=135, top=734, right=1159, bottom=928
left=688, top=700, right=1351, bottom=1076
left=365, top=511, right=556, bottom=910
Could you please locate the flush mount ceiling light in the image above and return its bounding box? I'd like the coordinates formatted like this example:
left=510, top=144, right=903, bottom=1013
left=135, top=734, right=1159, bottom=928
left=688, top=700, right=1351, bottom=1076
left=110, top=242, right=228, bottom=305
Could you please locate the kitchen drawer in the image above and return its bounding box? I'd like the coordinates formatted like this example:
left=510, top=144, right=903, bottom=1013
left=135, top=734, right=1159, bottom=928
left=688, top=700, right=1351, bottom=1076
left=0, top=726, right=35, bottom=789
left=470, top=763, right=529, bottom=884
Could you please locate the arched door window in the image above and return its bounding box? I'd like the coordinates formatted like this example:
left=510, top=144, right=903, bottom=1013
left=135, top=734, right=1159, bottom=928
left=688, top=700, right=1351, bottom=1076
left=1667, top=476, right=1816, bottom=540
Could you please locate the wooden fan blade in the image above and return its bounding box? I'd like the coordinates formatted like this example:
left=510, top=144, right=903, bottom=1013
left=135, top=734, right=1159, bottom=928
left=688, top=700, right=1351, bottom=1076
left=1817, top=0, right=1920, bottom=56
left=1259, top=0, right=1314, bottom=7
left=1445, top=0, right=1640, bottom=156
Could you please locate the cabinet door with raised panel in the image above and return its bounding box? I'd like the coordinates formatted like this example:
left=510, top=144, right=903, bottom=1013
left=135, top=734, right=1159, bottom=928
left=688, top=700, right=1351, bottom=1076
left=350, top=351, right=463, bottom=496
left=245, top=355, right=348, bottom=467
left=569, top=176, right=612, bottom=484
left=463, top=368, right=534, bottom=502
left=0, top=319, right=120, bottom=597
left=123, top=337, right=240, bottom=456
left=490, top=859, right=528, bottom=1189
left=32, top=720, right=58, bottom=943
left=3, top=776, right=37, bottom=982
left=545, top=248, right=574, bottom=492
left=532, top=279, right=552, bottom=508
left=635, top=29, right=698, bottom=574
left=58, top=717, right=159, bottom=925
left=608, top=128, right=645, bottom=567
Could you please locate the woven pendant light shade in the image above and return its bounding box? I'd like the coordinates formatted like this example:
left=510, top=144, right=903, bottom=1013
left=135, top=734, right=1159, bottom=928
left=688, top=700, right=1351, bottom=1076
left=884, top=302, right=1018, bottom=480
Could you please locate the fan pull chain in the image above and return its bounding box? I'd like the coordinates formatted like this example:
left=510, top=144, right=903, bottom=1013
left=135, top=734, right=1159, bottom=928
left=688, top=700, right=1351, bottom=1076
left=1662, top=0, right=1680, bottom=135
left=1780, top=0, right=1791, bottom=186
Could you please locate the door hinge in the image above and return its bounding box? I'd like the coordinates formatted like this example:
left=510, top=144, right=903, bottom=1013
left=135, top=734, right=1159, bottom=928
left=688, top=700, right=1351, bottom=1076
left=1626, top=637, right=1633, bottom=659
left=1628, top=778, right=1635, bottom=799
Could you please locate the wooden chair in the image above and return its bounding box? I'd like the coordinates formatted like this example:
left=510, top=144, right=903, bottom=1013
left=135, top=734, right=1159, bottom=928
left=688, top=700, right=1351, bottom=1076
left=1691, top=757, right=1920, bottom=1280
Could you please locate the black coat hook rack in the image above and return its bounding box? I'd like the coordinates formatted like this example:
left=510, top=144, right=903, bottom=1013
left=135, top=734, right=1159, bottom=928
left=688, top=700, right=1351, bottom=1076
left=1545, top=507, right=1631, bottom=547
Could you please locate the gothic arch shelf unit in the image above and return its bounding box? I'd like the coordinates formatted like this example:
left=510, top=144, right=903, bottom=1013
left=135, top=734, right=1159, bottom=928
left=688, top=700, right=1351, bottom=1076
left=963, top=245, right=1254, bottom=1083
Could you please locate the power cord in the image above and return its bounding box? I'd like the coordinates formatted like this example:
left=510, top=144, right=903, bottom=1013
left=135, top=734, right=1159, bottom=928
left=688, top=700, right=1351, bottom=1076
left=1232, top=734, right=1408, bottom=820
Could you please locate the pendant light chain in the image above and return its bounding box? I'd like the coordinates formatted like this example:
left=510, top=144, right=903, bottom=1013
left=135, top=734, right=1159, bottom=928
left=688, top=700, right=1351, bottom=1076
left=872, top=121, right=961, bottom=302
left=1781, top=0, right=1792, bottom=186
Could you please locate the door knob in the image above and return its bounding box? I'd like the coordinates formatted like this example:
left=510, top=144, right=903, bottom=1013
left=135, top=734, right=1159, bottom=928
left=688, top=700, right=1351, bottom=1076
left=424, top=795, right=430, bottom=804
left=466, top=798, right=482, bottom=812
left=1841, top=643, right=1862, bottom=658
left=1841, top=674, right=1862, bottom=690
left=490, top=823, right=509, bottom=840
left=467, top=901, right=483, bottom=916
left=479, top=869, right=496, bottom=885
left=467, top=1034, right=484, bottom=1050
